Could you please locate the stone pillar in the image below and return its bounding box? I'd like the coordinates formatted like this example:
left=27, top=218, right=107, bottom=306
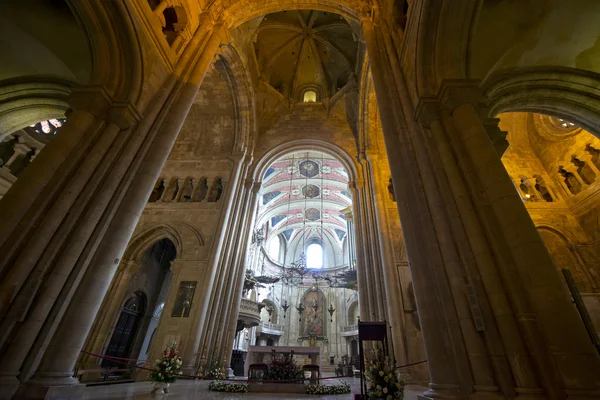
left=17, top=22, right=229, bottom=398
left=363, top=152, right=408, bottom=366
left=362, top=18, right=465, bottom=399
left=181, top=153, right=248, bottom=373
left=221, top=179, right=261, bottom=370
left=447, top=97, right=600, bottom=397
left=347, top=180, right=372, bottom=320
left=425, top=114, right=542, bottom=398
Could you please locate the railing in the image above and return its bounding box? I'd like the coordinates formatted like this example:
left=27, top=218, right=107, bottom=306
left=257, top=321, right=284, bottom=335
left=240, top=298, right=260, bottom=314
left=340, top=324, right=358, bottom=337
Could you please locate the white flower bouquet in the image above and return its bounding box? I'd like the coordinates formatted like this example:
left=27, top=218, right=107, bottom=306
left=305, top=380, right=351, bottom=394
left=149, top=341, right=183, bottom=383
left=208, top=381, right=249, bottom=392
left=364, top=345, right=404, bottom=400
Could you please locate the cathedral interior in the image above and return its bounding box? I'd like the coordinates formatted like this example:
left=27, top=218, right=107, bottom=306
left=1, top=0, right=600, bottom=399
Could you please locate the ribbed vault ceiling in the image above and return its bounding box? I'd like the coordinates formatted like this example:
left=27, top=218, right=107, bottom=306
left=253, top=10, right=359, bottom=99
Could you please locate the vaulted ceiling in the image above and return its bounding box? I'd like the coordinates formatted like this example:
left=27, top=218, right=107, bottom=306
left=252, top=10, right=360, bottom=100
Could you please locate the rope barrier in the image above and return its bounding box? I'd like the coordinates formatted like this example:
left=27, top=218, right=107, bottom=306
left=79, top=351, right=426, bottom=384
left=396, top=360, right=428, bottom=369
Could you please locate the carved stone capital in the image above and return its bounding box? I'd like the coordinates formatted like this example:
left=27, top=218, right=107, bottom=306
left=414, top=99, right=442, bottom=127
left=482, top=118, right=509, bottom=156
left=439, top=80, right=485, bottom=113
left=107, top=102, right=142, bottom=129
left=68, top=86, right=112, bottom=117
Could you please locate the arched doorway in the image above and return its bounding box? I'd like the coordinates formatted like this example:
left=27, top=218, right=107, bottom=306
left=102, top=292, right=146, bottom=368
left=91, top=237, right=177, bottom=371
left=236, top=147, right=360, bottom=371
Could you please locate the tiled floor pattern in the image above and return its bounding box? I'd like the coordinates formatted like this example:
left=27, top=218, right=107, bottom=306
left=82, top=378, right=427, bottom=399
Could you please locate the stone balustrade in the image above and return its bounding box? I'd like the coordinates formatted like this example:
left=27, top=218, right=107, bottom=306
left=340, top=324, right=358, bottom=336
left=147, top=176, right=224, bottom=203
left=256, top=321, right=284, bottom=336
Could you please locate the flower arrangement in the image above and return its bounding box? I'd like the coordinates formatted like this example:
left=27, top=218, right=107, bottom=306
left=205, top=361, right=227, bottom=380
left=306, top=381, right=351, bottom=395
left=208, top=381, right=249, bottom=392
left=364, top=345, right=404, bottom=400
left=263, top=356, right=304, bottom=381
left=149, top=341, right=183, bottom=383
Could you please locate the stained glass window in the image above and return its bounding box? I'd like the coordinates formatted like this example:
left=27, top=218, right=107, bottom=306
left=27, top=118, right=66, bottom=136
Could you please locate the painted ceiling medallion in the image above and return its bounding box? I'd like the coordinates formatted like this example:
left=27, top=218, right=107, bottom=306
left=305, top=208, right=321, bottom=221
left=302, top=184, right=320, bottom=198
left=299, top=160, right=319, bottom=178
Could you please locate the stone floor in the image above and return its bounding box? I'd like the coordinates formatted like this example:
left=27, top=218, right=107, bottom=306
left=82, top=378, right=427, bottom=399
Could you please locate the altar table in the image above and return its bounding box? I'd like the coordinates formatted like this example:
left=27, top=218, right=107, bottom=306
left=243, top=346, right=322, bottom=377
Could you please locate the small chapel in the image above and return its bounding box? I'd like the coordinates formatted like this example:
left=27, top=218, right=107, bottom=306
left=1, top=0, right=600, bottom=399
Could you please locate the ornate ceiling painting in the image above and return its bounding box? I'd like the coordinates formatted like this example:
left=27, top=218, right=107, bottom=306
left=259, top=151, right=351, bottom=259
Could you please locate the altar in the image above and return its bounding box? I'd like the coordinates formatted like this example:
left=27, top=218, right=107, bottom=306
left=243, top=346, right=322, bottom=377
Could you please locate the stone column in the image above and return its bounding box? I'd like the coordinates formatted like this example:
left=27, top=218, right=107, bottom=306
left=364, top=152, right=408, bottom=366
left=347, top=180, right=372, bottom=320
left=18, top=22, right=229, bottom=397
left=363, top=17, right=468, bottom=399
left=182, top=153, right=248, bottom=373
left=425, top=114, right=542, bottom=398
left=448, top=98, right=600, bottom=397
left=221, top=179, right=261, bottom=370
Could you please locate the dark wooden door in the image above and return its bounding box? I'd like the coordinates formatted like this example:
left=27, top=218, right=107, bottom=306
left=102, top=294, right=144, bottom=368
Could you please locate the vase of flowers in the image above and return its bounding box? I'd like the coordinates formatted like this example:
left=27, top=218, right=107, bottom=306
left=364, top=345, right=404, bottom=400
left=149, top=341, right=183, bottom=394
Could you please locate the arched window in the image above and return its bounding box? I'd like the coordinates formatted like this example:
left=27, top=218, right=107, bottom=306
left=306, top=243, right=323, bottom=268
left=268, top=236, right=281, bottom=261
left=303, top=90, right=317, bottom=103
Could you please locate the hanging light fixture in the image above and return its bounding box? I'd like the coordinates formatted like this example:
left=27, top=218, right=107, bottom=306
left=296, top=302, right=305, bottom=321
left=328, top=303, right=336, bottom=322
left=282, top=300, right=290, bottom=318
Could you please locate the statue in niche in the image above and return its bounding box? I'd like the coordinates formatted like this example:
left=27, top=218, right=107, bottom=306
left=585, top=144, right=600, bottom=171
left=0, top=136, right=18, bottom=166
left=162, top=179, right=178, bottom=202
left=534, top=176, right=553, bottom=202
left=558, top=166, right=583, bottom=195
left=387, top=178, right=396, bottom=202
left=9, top=149, right=35, bottom=177
left=207, top=178, right=223, bottom=202
left=519, top=178, right=535, bottom=201
left=193, top=178, right=208, bottom=202
left=571, top=156, right=596, bottom=185
left=180, top=178, right=194, bottom=202
left=149, top=179, right=165, bottom=202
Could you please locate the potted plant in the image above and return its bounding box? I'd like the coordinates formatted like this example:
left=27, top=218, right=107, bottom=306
left=149, top=341, right=183, bottom=394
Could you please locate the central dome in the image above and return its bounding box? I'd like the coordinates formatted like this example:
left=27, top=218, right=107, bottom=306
left=253, top=10, right=360, bottom=101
